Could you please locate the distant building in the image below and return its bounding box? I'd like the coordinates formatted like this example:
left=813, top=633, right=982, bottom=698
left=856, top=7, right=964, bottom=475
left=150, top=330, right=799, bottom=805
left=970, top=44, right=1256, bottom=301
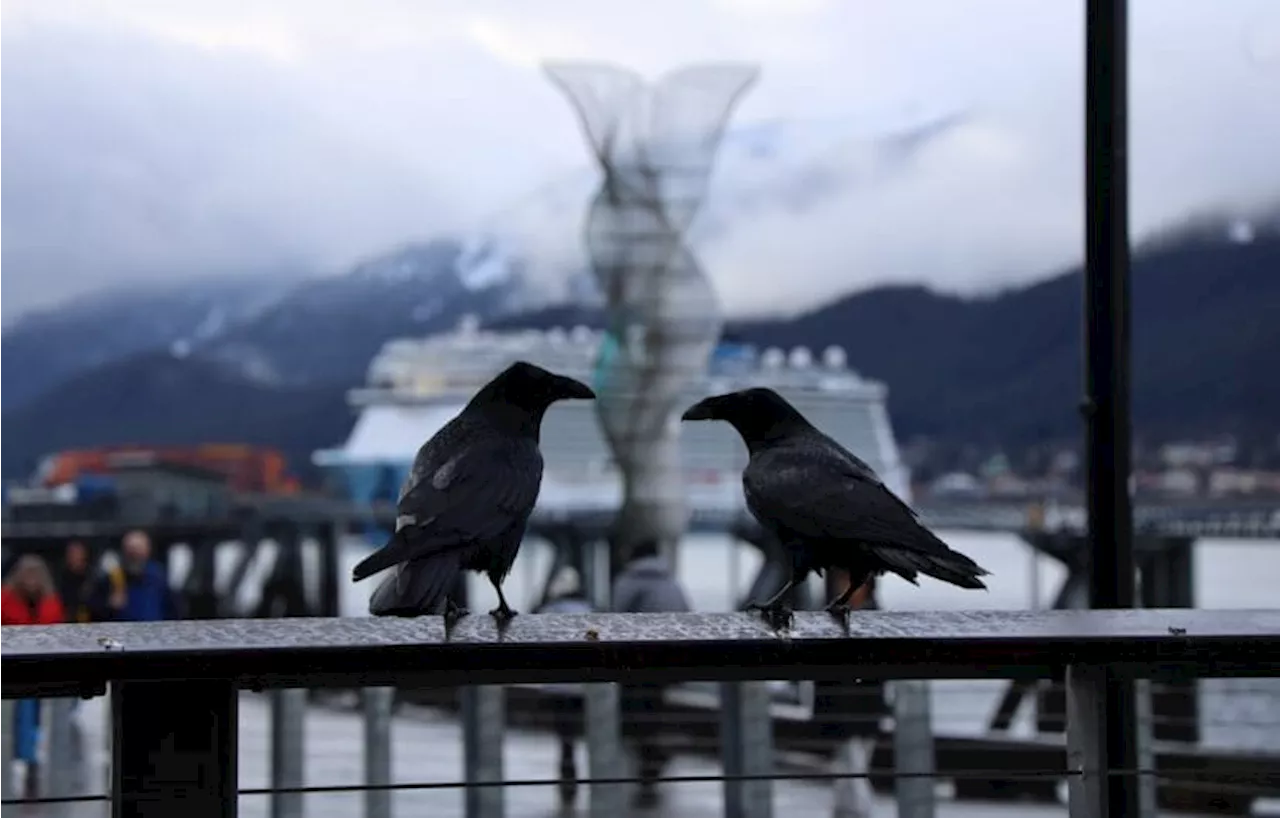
left=1159, top=438, right=1238, bottom=470
left=1049, top=449, right=1080, bottom=476
left=1152, top=468, right=1201, bottom=497
left=1208, top=468, right=1280, bottom=497
left=928, top=472, right=984, bottom=498
left=987, top=473, right=1033, bottom=499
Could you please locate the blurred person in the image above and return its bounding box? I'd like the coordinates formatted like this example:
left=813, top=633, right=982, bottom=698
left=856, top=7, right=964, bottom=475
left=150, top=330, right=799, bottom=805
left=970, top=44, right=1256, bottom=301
left=55, top=539, right=99, bottom=750
left=534, top=565, right=596, bottom=808
left=2, top=554, right=67, bottom=798
left=57, top=539, right=96, bottom=623
left=611, top=538, right=692, bottom=808
left=89, top=529, right=181, bottom=622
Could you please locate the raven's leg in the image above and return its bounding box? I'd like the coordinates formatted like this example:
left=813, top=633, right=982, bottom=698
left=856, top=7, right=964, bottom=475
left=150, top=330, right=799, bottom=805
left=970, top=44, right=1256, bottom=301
left=488, top=574, right=518, bottom=623
left=824, top=569, right=872, bottom=625
left=745, top=578, right=797, bottom=630
left=747, top=579, right=795, bottom=611
left=444, top=598, right=469, bottom=626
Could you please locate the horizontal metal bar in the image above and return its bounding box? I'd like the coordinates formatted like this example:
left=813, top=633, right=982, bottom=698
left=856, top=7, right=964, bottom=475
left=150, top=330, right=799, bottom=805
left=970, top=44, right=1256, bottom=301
left=3, top=610, right=1278, bottom=699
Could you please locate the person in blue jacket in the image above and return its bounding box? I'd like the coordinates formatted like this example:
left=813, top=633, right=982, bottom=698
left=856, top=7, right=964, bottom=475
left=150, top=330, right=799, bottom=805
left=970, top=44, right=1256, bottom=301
left=89, top=529, right=181, bottom=622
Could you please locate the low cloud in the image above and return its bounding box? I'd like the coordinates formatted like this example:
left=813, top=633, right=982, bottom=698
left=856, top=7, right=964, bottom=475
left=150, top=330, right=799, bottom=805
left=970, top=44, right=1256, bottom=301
left=3, top=0, right=1278, bottom=320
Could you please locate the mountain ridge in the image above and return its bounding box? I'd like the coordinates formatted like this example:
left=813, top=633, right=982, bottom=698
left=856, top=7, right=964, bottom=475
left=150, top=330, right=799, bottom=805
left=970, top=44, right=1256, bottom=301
left=4, top=227, right=1276, bottom=482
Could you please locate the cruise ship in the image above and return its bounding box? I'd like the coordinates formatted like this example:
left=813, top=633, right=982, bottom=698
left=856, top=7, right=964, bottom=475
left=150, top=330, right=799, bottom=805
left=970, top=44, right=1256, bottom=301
left=313, top=315, right=912, bottom=513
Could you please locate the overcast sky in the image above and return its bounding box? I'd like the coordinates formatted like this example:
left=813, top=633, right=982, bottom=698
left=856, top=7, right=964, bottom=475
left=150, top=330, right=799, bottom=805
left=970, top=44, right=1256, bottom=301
left=3, top=0, right=1279, bottom=320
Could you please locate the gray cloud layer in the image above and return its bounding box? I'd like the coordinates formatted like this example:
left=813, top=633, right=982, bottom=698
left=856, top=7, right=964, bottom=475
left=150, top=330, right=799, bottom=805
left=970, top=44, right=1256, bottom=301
left=3, top=0, right=1279, bottom=320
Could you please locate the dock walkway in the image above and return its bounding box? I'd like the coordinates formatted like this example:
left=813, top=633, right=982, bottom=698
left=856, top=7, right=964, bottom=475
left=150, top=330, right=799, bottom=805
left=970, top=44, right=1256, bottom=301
left=12, top=691, right=1244, bottom=818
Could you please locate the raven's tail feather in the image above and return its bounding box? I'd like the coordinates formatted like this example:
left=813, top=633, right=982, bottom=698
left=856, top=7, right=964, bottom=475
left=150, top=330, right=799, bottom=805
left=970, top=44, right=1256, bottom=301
left=352, top=529, right=415, bottom=582
left=869, top=537, right=991, bottom=591
left=368, top=552, right=463, bottom=617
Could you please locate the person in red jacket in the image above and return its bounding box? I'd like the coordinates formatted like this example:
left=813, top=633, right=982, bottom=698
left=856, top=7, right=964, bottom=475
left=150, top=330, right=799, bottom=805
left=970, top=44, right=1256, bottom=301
left=0, top=553, right=65, bottom=623
left=2, top=554, right=66, bottom=799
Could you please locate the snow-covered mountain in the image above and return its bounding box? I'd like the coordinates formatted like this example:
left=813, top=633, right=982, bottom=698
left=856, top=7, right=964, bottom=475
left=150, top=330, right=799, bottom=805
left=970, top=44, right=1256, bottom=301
left=2, top=106, right=970, bottom=410
left=198, top=238, right=537, bottom=386
left=1, top=275, right=296, bottom=409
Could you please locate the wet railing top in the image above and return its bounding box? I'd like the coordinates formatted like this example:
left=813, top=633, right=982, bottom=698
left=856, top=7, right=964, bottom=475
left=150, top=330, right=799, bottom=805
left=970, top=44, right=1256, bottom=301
left=4, top=609, right=1278, bottom=699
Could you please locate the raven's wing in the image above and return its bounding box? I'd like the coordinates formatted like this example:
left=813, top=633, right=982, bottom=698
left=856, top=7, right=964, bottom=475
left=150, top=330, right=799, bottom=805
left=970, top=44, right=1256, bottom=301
left=743, top=442, right=924, bottom=546
left=352, top=436, right=543, bottom=580
left=745, top=441, right=990, bottom=588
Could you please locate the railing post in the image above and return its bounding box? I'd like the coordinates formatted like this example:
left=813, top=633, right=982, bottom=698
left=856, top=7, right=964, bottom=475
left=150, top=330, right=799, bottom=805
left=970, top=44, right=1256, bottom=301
left=460, top=685, right=505, bottom=818
left=892, top=680, right=936, bottom=818
left=270, top=689, right=306, bottom=818
left=112, top=679, right=238, bottom=818
left=2, top=699, right=15, bottom=818
left=1066, top=665, right=1156, bottom=818
left=719, top=681, right=774, bottom=818
left=1134, top=680, right=1157, bottom=818
left=103, top=687, right=113, bottom=795
left=1066, top=665, right=1107, bottom=818
left=584, top=682, right=626, bottom=817
left=362, top=687, right=394, bottom=818
left=45, top=698, right=78, bottom=817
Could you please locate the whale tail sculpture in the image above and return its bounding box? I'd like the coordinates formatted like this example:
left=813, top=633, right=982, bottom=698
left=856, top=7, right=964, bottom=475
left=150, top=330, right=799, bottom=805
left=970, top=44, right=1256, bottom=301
left=545, top=61, right=759, bottom=559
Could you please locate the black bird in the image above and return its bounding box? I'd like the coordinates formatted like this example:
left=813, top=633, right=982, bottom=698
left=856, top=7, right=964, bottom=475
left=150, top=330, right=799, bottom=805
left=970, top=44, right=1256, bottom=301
left=352, top=361, right=595, bottom=622
left=682, top=387, right=989, bottom=627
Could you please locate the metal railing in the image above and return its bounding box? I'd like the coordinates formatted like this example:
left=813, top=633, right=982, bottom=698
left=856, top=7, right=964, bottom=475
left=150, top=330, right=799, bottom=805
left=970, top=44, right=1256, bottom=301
left=2, top=609, right=1278, bottom=818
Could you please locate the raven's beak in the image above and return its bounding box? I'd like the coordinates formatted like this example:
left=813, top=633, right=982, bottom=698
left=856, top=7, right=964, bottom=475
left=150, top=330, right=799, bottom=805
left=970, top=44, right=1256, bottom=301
left=681, top=398, right=716, bottom=421
left=559, top=377, right=596, bottom=400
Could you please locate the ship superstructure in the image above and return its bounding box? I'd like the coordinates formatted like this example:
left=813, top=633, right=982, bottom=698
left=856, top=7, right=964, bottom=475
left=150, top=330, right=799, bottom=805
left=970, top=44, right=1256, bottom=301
left=314, top=316, right=911, bottom=511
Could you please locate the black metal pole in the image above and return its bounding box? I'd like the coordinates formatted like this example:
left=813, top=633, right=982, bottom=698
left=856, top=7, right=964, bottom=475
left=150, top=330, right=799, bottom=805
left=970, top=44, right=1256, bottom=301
left=1084, top=0, right=1134, bottom=609
left=1083, top=0, right=1140, bottom=815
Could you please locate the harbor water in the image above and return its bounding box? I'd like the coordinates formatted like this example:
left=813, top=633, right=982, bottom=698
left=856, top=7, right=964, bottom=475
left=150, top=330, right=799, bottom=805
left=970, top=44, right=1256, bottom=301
left=169, top=527, right=1280, bottom=751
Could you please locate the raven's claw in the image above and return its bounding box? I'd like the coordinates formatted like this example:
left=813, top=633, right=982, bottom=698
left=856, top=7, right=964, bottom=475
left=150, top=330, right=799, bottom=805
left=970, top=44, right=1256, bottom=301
left=489, top=604, right=518, bottom=624
left=825, top=602, right=853, bottom=628
left=444, top=601, right=469, bottom=628
left=745, top=601, right=794, bottom=631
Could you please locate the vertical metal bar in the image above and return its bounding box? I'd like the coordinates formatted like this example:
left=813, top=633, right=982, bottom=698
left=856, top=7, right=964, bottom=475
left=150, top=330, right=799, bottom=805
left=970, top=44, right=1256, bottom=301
left=45, top=698, right=78, bottom=817
left=362, top=687, right=394, bottom=818
left=269, top=689, right=306, bottom=818
left=1084, top=1, right=1139, bottom=815
left=892, top=681, right=936, bottom=818
left=320, top=521, right=344, bottom=618
left=460, top=685, right=505, bottom=818
left=1068, top=666, right=1154, bottom=818
left=180, top=537, right=215, bottom=620
left=1065, top=665, right=1107, bottom=818
left=112, top=680, right=238, bottom=818
left=584, top=683, right=626, bottom=817
left=104, top=686, right=114, bottom=795
left=1084, top=0, right=1135, bottom=610
left=2, top=699, right=16, bottom=818
left=1134, top=680, right=1157, bottom=818
left=719, top=681, right=773, bottom=818
left=1028, top=538, right=1042, bottom=609
left=582, top=539, right=612, bottom=611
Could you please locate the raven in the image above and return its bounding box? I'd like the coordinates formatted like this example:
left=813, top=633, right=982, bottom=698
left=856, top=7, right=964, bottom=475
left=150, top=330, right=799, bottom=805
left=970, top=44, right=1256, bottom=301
left=682, top=387, right=989, bottom=627
left=352, top=361, right=595, bottom=622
